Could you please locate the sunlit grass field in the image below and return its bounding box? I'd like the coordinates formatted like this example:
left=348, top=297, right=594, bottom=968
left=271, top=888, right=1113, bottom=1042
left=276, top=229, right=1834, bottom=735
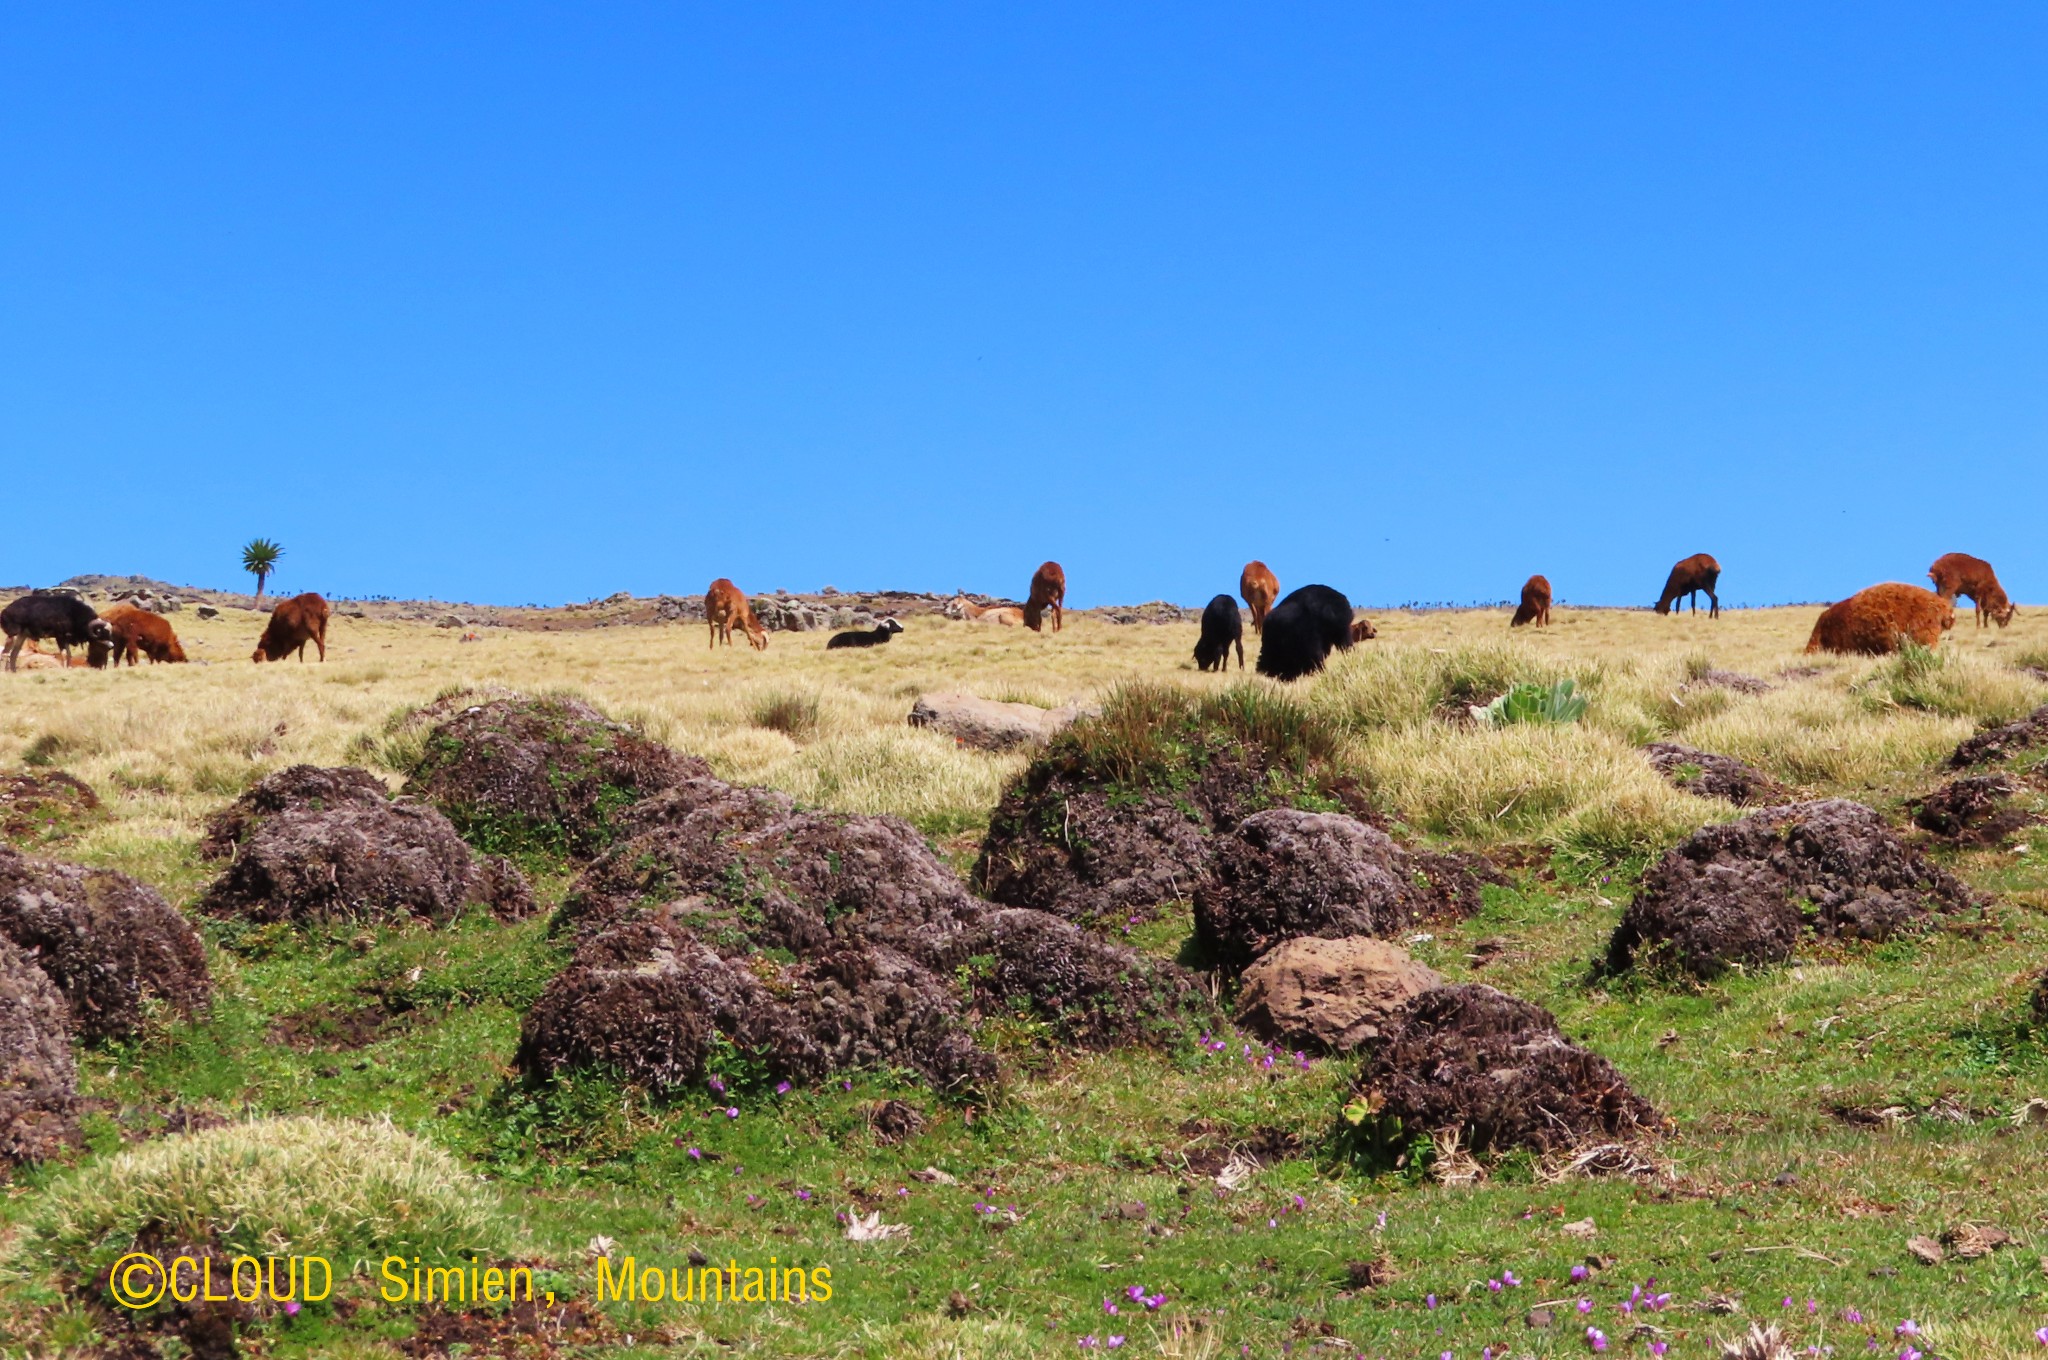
left=2, top=601, right=2047, bottom=1357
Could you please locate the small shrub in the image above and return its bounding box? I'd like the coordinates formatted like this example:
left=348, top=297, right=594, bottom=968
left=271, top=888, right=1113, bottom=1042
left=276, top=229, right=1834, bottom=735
left=1481, top=680, right=1587, bottom=728
left=18, top=1116, right=522, bottom=1287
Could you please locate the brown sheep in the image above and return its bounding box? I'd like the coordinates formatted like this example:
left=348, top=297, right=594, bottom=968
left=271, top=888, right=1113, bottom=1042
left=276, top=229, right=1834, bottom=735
left=1023, top=561, right=1066, bottom=633
left=1927, top=552, right=2017, bottom=629
left=1654, top=553, right=1721, bottom=617
left=99, top=605, right=188, bottom=666
left=948, top=596, right=1027, bottom=626
left=704, top=578, right=767, bottom=650
left=1510, top=574, right=1552, bottom=628
left=1349, top=617, right=1377, bottom=643
left=1804, top=583, right=1955, bottom=656
left=251, top=593, right=329, bottom=663
left=1239, top=561, right=1279, bottom=634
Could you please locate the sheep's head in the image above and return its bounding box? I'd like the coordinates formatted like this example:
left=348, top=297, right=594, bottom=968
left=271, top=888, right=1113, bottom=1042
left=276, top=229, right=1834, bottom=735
left=744, top=617, right=769, bottom=651
left=1349, top=618, right=1378, bottom=643
left=1994, top=596, right=2018, bottom=627
left=85, top=617, right=113, bottom=642
left=881, top=618, right=904, bottom=635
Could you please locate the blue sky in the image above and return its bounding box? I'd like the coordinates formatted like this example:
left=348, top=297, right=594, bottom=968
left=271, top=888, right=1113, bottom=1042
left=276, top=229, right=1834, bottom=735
left=3, top=5, right=2043, bottom=607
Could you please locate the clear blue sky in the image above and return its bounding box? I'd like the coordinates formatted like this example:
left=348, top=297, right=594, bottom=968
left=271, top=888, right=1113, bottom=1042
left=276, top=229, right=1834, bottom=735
left=4, top=5, right=2043, bottom=607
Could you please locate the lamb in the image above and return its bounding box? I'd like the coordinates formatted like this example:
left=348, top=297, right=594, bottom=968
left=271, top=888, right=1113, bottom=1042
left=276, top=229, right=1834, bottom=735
left=1805, top=583, right=1955, bottom=656
left=1255, top=584, right=1356, bottom=681
left=1239, top=561, right=1279, bottom=634
left=1511, top=574, right=1552, bottom=627
left=826, top=618, right=904, bottom=650
left=1655, top=554, right=1721, bottom=617
left=1193, top=594, right=1244, bottom=672
left=1927, top=552, right=2017, bottom=629
left=948, top=596, right=1027, bottom=626
left=2, top=592, right=113, bottom=672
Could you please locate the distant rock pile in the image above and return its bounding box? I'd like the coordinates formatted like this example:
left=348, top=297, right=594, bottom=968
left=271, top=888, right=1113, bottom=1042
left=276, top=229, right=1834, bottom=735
left=1606, top=799, right=1976, bottom=981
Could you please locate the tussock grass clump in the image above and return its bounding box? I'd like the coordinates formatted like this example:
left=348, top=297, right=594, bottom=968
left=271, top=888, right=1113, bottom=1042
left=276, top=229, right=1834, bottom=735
left=749, top=689, right=823, bottom=741
left=1854, top=643, right=2043, bottom=721
left=16, top=1117, right=521, bottom=1283
left=1310, top=643, right=1598, bottom=732
left=1045, top=681, right=1342, bottom=792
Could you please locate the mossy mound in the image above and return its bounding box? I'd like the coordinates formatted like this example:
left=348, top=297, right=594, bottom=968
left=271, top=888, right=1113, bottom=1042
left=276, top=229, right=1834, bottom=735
left=401, top=694, right=707, bottom=860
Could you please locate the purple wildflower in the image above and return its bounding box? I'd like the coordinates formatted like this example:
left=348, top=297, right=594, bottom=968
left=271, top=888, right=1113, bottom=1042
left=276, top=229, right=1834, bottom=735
left=776, top=1081, right=791, bottom=1094
left=1895, top=1322, right=1919, bottom=1338
left=1503, top=1270, right=1520, bottom=1287
left=796, top=1189, right=812, bottom=1201
left=1489, top=1279, right=1503, bottom=1292
left=1426, top=1294, right=1437, bottom=1310
left=1843, top=1309, right=1863, bottom=1324
left=1577, top=1299, right=1592, bottom=1315
left=725, top=1106, right=739, bottom=1119
left=284, top=1301, right=300, bottom=1316
left=1127, top=1286, right=1145, bottom=1301
left=1107, top=1339, right=1124, bottom=1351
left=1587, top=1327, right=1608, bottom=1353
left=1571, top=1265, right=1589, bottom=1282
left=1651, top=1346, right=1667, bottom=1358
left=2036, top=1327, right=2048, bottom=1346
left=688, top=1146, right=702, bottom=1159
left=1144, top=1293, right=1165, bottom=1310
left=1103, top=1299, right=1118, bottom=1315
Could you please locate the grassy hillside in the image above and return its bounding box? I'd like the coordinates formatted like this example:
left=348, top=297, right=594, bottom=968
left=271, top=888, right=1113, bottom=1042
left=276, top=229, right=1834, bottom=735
left=1, top=601, right=2045, bottom=1358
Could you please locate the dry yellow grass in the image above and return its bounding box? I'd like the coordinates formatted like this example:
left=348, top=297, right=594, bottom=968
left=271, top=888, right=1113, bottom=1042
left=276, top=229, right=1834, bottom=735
left=2, top=601, right=2042, bottom=887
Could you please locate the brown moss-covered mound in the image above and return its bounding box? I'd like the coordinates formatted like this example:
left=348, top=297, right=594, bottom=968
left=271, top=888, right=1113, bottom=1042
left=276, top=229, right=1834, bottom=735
left=1641, top=741, right=1789, bottom=807
left=521, top=769, right=1203, bottom=1097
left=403, top=695, right=707, bottom=859
left=1909, top=774, right=2037, bottom=846
left=0, top=936, right=79, bottom=1162
left=1605, top=800, right=1976, bottom=982
left=973, top=684, right=1355, bottom=924
left=0, top=770, right=101, bottom=845
left=1948, top=704, right=2048, bottom=769
left=198, top=765, right=533, bottom=927
left=0, top=846, right=210, bottom=1043
left=1193, top=809, right=1487, bottom=972
left=1347, top=984, right=1660, bottom=1158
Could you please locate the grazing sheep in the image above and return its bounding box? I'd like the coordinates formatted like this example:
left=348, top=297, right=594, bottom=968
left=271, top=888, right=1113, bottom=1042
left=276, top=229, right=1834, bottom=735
left=705, top=578, right=768, bottom=650
left=98, top=604, right=187, bottom=665
left=1805, top=583, right=1955, bottom=656
left=1239, top=561, right=1279, bottom=634
left=1256, top=584, right=1356, bottom=681
left=1193, top=595, right=1244, bottom=672
left=826, top=618, right=904, bottom=650
left=2, top=593, right=113, bottom=672
left=1655, top=554, right=1721, bottom=617
left=1511, top=574, right=1552, bottom=628
left=1024, top=562, right=1066, bottom=633
left=1927, top=552, right=2017, bottom=629
left=252, top=593, right=330, bottom=663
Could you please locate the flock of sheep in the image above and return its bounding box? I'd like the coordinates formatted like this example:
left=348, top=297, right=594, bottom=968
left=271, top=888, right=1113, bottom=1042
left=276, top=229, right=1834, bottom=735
left=0, top=549, right=2020, bottom=679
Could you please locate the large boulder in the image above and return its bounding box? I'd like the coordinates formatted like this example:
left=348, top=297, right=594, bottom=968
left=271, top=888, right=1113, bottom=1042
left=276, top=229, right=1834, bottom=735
left=402, top=695, right=707, bottom=859
left=1347, top=984, right=1661, bottom=1157
left=1641, top=742, right=1789, bottom=806
left=198, top=765, right=533, bottom=927
left=522, top=768, right=1203, bottom=1097
left=1949, top=705, right=2048, bottom=769
left=0, top=847, right=210, bottom=1043
left=1606, top=800, right=1976, bottom=981
left=1235, top=936, right=1442, bottom=1052
left=0, top=936, right=78, bottom=1162
left=1194, top=809, right=1488, bottom=972
left=908, top=692, right=1093, bottom=752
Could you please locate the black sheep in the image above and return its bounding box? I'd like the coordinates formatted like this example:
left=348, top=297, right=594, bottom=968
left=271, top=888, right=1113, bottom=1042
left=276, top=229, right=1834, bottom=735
left=1193, top=594, right=1244, bottom=672
left=826, top=618, right=904, bottom=650
left=2, top=592, right=113, bottom=672
left=1255, top=584, right=1355, bottom=682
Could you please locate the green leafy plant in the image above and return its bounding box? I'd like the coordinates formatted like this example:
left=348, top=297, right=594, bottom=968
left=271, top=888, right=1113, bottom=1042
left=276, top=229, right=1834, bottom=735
left=240, top=536, right=284, bottom=605
left=1480, top=678, right=1588, bottom=727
